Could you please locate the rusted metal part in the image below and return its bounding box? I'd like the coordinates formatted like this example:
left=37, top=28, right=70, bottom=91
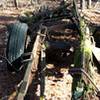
left=16, top=25, right=47, bottom=100
left=40, top=44, right=46, bottom=99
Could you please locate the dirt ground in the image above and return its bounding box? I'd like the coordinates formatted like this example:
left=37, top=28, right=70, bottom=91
left=0, top=1, right=100, bottom=100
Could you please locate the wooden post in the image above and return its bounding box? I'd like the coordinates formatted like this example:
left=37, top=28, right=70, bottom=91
left=71, top=17, right=95, bottom=100
left=40, top=44, right=46, bottom=100
left=71, top=0, right=96, bottom=99
left=30, top=0, right=40, bottom=6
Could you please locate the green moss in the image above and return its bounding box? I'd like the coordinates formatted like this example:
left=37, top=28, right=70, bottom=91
left=72, top=12, right=94, bottom=99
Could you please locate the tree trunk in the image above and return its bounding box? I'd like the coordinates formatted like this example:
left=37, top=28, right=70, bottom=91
left=80, top=0, right=86, bottom=10
left=87, top=0, right=92, bottom=9
left=14, top=0, right=18, bottom=9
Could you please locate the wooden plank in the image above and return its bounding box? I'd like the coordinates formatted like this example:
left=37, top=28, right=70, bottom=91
left=17, top=26, right=47, bottom=100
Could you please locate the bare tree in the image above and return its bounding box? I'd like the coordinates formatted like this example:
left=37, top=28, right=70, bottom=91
left=80, top=0, right=86, bottom=10
left=87, top=0, right=92, bottom=9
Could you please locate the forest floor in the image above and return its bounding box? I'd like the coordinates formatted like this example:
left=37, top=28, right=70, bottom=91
left=83, top=9, right=100, bottom=26
left=0, top=1, right=100, bottom=100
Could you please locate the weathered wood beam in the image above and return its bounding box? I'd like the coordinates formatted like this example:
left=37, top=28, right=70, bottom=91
left=16, top=25, right=47, bottom=100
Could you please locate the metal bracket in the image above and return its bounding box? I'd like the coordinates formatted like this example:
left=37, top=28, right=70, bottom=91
left=9, top=52, right=33, bottom=72
left=21, top=52, right=33, bottom=63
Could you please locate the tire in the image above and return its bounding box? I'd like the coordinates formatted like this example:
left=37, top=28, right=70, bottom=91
left=6, top=21, right=28, bottom=72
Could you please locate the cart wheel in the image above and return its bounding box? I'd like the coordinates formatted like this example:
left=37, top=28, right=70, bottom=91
left=6, top=22, right=28, bottom=72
